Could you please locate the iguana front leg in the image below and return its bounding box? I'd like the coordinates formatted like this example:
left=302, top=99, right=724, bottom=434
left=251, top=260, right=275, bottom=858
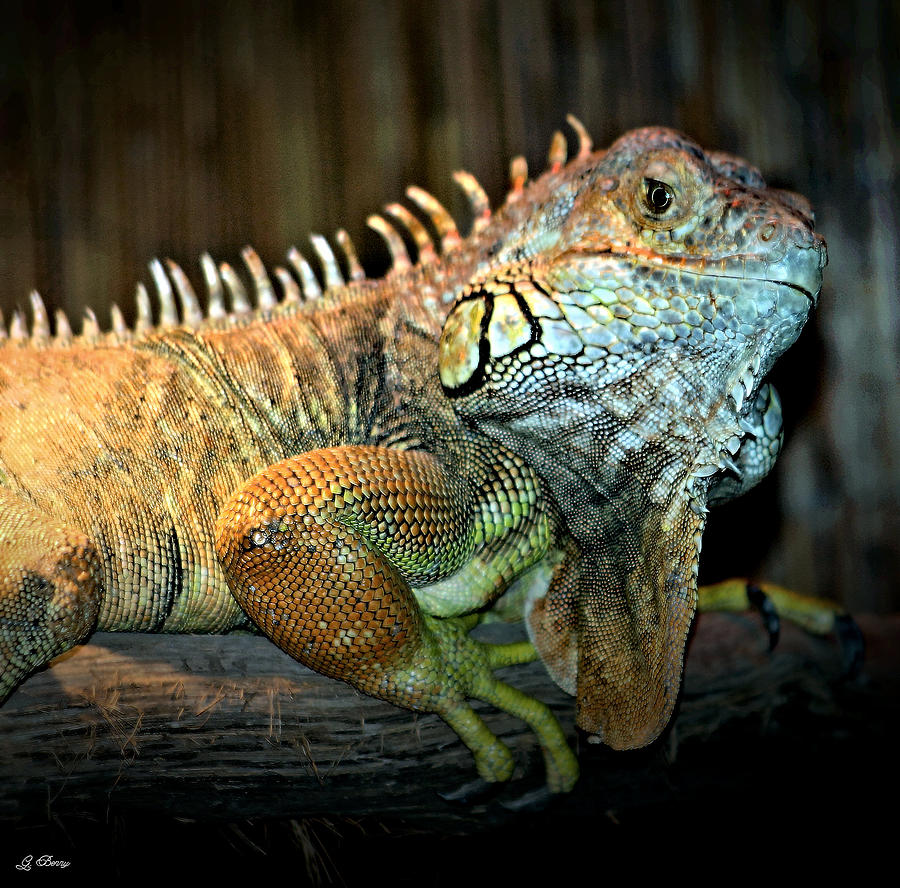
left=214, top=444, right=578, bottom=791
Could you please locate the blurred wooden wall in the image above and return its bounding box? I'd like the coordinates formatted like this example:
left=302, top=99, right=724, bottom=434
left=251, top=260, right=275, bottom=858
left=0, top=0, right=896, bottom=613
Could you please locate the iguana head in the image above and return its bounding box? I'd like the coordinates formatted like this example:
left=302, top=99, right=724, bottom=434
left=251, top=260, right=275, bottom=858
left=439, top=126, right=826, bottom=749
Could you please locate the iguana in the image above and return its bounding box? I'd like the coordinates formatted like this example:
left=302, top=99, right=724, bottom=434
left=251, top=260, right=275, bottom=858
left=0, top=119, right=848, bottom=793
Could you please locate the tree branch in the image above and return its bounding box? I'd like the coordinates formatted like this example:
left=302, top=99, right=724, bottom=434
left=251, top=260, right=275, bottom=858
left=1, top=613, right=895, bottom=827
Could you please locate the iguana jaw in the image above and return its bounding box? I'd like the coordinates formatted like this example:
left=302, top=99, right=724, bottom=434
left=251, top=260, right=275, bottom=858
left=604, top=252, right=822, bottom=305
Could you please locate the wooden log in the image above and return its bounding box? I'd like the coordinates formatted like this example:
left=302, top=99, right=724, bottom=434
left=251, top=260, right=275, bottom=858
left=1, top=613, right=896, bottom=828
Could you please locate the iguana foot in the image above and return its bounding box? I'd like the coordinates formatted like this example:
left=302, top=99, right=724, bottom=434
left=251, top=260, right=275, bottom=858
left=698, top=578, right=863, bottom=675
left=431, top=619, right=578, bottom=792
left=215, top=444, right=578, bottom=791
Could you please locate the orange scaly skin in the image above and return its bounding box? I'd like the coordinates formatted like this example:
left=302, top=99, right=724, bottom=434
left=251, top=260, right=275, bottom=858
left=0, top=121, right=838, bottom=790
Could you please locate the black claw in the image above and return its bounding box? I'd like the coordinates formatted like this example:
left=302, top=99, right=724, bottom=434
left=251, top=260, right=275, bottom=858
left=438, top=776, right=502, bottom=805
left=835, top=613, right=865, bottom=679
left=747, top=583, right=780, bottom=650
left=499, top=785, right=554, bottom=812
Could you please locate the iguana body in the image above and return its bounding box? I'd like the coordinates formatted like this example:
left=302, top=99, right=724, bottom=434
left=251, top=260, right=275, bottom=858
left=0, top=122, right=834, bottom=791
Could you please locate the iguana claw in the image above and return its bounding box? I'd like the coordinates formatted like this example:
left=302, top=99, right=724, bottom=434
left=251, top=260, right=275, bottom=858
left=438, top=777, right=502, bottom=805
left=697, top=579, right=863, bottom=675
left=834, top=614, right=865, bottom=679
left=746, top=583, right=781, bottom=650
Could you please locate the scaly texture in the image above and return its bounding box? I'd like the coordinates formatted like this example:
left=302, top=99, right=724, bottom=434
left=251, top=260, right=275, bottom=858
left=0, top=121, right=834, bottom=790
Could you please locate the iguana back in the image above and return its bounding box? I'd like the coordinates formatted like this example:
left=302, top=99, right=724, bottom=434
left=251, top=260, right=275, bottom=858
left=0, top=279, right=454, bottom=631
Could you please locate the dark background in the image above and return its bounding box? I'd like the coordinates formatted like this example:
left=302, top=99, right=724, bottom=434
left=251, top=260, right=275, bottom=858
left=0, top=0, right=896, bottom=876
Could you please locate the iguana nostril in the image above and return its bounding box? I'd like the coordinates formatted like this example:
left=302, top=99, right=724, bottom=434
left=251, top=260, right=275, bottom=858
left=760, top=222, right=777, bottom=242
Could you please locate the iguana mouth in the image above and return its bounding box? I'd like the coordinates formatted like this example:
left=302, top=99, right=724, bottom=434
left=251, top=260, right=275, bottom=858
left=770, top=280, right=816, bottom=301
left=604, top=251, right=822, bottom=305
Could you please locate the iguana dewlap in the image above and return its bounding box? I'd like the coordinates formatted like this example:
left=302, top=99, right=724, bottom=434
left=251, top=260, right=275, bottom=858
left=0, top=121, right=830, bottom=791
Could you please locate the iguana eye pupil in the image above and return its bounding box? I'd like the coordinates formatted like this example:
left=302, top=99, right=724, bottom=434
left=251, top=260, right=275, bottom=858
left=644, top=178, right=674, bottom=214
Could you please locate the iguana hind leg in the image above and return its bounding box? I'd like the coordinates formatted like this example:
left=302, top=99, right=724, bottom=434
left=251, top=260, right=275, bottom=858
left=697, top=578, right=863, bottom=674
left=699, top=578, right=845, bottom=634
left=0, top=488, right=101, bottom=701
left=214, top=444, right=578, bottom=791
left=701, top=386, right=863, bottom=669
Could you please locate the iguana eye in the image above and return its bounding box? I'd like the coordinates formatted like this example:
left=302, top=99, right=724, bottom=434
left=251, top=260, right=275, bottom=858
left=643, top=178, right=674, bottom=215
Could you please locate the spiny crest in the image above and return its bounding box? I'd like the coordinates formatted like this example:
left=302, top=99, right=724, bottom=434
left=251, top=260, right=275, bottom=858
left=0, top=116, right=595, bottom=349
